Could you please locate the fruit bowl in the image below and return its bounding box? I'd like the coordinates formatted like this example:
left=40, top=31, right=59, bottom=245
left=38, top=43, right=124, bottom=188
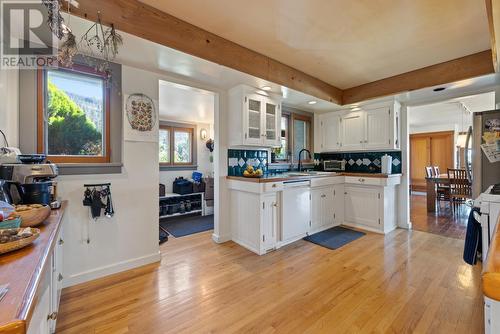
left=243, top=173, right=263, bottom=178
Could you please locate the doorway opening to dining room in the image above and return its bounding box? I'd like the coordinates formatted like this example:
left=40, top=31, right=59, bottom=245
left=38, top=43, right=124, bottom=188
left=408, top=92, right=495, bottom=239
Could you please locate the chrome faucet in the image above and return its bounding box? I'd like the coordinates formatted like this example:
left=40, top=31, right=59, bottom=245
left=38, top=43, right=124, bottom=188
left=298, top=149, right=312, bottom=172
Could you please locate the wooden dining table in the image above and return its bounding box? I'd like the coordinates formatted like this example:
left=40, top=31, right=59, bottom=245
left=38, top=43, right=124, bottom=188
left=425, top=174, right=450, bottom=212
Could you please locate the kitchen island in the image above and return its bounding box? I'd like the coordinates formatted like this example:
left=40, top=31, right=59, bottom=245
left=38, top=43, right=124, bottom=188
left=0, top=201, right=67, bottom=334
left=226, top=173, right=401, bottom=255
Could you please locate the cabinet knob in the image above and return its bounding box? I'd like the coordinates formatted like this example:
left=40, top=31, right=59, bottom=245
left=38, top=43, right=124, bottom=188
left=58, top=273, right=64, bottom=282
left=272, top=184, right=277, bottom=188
left=359, top=140, right=363, bottom=143
left=47, top=312, right=58, bottom=320
left=321, top=194, right=326, bottom=198
left=58, top=238, right=64, bottom=245
left=272, top=203, right=278, bottom=207
left=358, top=178, right=365, bottom=182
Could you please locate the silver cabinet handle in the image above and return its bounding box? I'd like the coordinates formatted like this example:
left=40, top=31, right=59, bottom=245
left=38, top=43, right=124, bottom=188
left=58, top=238, right=64, bottom=245
left=321, top=194, right=326, bottom=198
left=47, top=312, right=58, bottom=320
left=358, top=178, right=365, bottom=182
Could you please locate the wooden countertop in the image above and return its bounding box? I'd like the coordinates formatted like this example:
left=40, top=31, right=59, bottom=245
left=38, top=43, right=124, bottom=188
left=226, top=172, right=401, bottom=183
left=483, top=215, right=500, bottom=301
left=0, top=201, right=67, bottom=334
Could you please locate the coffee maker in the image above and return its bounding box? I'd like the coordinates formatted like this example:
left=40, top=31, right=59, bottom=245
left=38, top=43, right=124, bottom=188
left=0, top=163, right=60, bottom=208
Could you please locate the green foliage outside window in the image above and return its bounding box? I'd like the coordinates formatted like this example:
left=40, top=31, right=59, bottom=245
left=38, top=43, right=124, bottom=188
left=46, top=81, right=102, bottom=156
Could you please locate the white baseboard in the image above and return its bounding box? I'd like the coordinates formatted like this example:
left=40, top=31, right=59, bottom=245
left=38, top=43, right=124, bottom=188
left=212, top=233, right=230, bottom=243
left=63, top=252, right=161, bottom=288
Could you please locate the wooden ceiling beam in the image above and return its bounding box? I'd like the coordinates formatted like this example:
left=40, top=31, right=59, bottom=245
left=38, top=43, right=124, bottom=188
left=342, top=50, right=495, bottom=105
left=486, top=0, right=500, bottom=72
left=70, top=0, right=343, bottom=104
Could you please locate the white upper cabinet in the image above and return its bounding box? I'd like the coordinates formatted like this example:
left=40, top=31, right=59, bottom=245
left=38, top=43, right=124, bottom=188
left=320, top=113, right=341, bottom=151
left=341, top=111, right=365, bottom=151
left=365, top=107, right=390, bottom=150
left=228, top=85, right=282, bottom=147
left=319, top=101, right=401, bottom=152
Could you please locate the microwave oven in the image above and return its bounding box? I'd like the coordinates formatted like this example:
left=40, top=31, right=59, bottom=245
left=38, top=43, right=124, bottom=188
left=323, top=160, right=346, bottom=172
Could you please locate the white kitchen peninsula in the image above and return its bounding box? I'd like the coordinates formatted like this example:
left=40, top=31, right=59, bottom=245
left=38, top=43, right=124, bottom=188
left=226, top=173, right=401, bottom=255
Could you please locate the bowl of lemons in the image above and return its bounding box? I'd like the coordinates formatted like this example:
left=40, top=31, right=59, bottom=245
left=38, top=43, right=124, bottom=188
left=242, top=165, right=263, bottom=178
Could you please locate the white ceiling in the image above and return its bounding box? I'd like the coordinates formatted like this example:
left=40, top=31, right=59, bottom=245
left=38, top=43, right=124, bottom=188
left=409, top=92, right=495, bottom=130
left=140, top=0, right=491, bottom=89
left=159, top=81, right=215, bottom=124
left=67, top=15, right=339, bottom=112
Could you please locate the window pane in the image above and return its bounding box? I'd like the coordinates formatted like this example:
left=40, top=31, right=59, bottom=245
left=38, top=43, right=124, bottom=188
left=174, top=131, right=191, bottom=163
left=293, top=119, right=309, bottom=161
left=276, top=116, right=288, bottom=160
left=159, top=129, right=170, bottom=163
left=46, top=70, right=104, bottom=156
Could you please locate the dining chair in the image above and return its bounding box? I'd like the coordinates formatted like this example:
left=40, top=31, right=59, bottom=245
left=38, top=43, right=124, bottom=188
left=425, top=166, right=434, bottom=178
left=447, top=168, right=472, bottom=214
left=433, top=166, right=450, bottom=207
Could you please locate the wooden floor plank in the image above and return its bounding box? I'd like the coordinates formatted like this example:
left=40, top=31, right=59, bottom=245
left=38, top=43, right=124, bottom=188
left=57, top=228, right=483, bottom=334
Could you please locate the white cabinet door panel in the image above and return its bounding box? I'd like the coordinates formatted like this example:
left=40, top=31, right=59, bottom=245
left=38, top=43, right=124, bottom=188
left=262, top=195, right=278, bottom=251
left=263, top=99, right=280, bottom=146
left=311, top=188, right=323, bottom=231
left=333, top=184, right=344, bottom=225
left=344, top=186, right=380, bottom=228
left=341, top=112, right=365, bottom=150
left=365, top=108, right=390, bottom=149
left=244, top=95, right=263, bottom=145
left=321, top=114, right=341, bottom=152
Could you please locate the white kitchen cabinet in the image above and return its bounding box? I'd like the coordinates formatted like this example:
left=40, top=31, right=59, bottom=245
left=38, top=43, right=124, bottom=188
left=320, top=113, right=341, bottom=151
left=27, top=225, right=64, bottom=334
left=343, top=175, right=399, bottom=234
left=365, top=107, right=390, bottom=149
left=311, top=186, right=335, bottom=233
left=319, top=100, right=401, bottom=152
left=344, top=185, right=381, bottom=229
left=262, top=194, right=278, bottom=251
left=341, top=111, right=365, bottom=151
left=228, top=85, right=282, bottom=147
left=333, top=184, right=344, bottom=225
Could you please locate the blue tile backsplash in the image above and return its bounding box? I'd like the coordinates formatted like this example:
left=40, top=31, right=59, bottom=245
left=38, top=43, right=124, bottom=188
left=228, top=149, right=268, bottom=176
left=318, top=151, right=402, bottom=174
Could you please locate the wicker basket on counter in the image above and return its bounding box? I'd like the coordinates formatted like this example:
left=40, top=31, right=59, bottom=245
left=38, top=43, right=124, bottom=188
left=0, top=228, right=40, bottom=255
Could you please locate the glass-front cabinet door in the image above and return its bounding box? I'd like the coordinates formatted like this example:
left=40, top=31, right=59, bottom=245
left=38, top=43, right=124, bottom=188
left=244, top=95, right=263, bottom=145
left=263, top=99, right=280, bottom=146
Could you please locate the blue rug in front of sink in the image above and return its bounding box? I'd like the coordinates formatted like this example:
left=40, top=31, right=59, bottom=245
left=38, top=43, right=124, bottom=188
left=304, top=226, right=365, bottom=250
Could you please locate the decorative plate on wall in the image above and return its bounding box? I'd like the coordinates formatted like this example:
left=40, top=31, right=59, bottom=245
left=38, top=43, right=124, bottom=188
left=125, top=94, right=157, bottom=132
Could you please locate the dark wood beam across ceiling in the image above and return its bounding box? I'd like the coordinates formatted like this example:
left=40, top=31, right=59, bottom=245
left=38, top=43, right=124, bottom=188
left=71, top=0, right=496, bottom=106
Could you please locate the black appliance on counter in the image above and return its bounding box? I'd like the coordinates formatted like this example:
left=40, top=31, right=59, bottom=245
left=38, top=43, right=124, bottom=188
left=0, top=162, right=59, bottom=207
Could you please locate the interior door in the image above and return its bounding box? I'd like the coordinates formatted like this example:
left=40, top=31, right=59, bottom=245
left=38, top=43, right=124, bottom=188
left=321, top=113, right=341, bottom=152
left=410, top=135, right=430, bottom=191
left=365, top=108, right=390, bottom=149
left=263, top=99, right=279, bottom=146
left=430, top=132, right=454, bottom=175
left=244, top=95, right=263, bottom=145
left=341, top=112, right=365, bottom=150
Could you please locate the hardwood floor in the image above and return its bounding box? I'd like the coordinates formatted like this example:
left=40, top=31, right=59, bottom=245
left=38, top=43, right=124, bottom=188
left=56, top=229, right=483, bottom=333
left=411, top=193, right=469, bottom=239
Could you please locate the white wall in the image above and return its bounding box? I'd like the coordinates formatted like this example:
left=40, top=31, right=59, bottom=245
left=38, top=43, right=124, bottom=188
left=0, top=68, right=19, bottom=147
left=159, top=121, right=214, bottom=193
left=59, top=65, right=161, bottom=286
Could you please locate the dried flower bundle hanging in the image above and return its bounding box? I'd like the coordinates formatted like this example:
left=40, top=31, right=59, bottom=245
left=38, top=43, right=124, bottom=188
left=42, top=0, right=65, bottom=40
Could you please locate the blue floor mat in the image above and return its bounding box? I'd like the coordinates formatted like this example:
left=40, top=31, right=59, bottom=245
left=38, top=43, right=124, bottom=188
left=160, top=215, right=214, bottom=238
left=304, top=226, right=365, bottom=250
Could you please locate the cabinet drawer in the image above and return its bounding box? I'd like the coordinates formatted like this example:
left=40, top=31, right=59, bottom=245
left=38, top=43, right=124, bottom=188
left=344, top=176, right=381, bottom=186
left=264, top=182, right=284, bottom=192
